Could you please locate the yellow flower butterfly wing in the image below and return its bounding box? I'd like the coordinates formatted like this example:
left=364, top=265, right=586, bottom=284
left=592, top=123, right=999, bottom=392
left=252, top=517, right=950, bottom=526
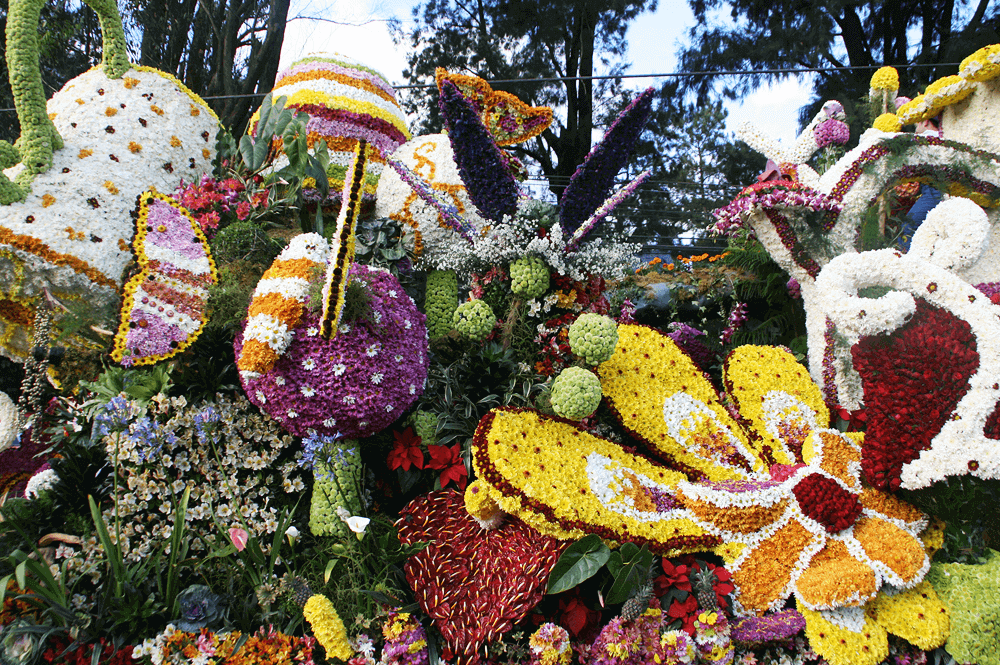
left=724, top=345, right=831, bottom=466
left=472, top=407, right=718, bottom=555
left=599, top=324, right=759, bottom=481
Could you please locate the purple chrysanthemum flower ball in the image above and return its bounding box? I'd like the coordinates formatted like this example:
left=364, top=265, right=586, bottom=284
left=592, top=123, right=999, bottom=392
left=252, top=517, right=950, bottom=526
left=237, top=263, right=428, bottom=438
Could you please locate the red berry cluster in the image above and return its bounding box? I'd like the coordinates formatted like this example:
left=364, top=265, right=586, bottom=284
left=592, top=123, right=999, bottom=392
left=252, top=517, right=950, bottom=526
left=792, top=472, right=863, bottom=533
left=852, top=299, right=979, bottom=491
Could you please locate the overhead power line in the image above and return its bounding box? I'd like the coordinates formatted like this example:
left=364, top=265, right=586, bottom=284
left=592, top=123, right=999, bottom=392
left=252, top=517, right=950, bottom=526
left=0, top=61, right=965, bottom=113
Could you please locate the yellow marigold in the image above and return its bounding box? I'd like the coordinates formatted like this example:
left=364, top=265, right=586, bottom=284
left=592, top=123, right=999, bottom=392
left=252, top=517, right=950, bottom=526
left=959, top=44, right=1000, bottom=82
left=128, top=142, right=142, bottom=153
left=170, top=136, right=183, bottom=147
left=41, top=194, right=56, bottom=208
left=105, top=106, right=118, bottom=116
left=78, top=149, right=93, bottom=159
left=303, top=594, right=353, bottom=660
left=103, top=181, right=119, bottom=195
left=873, top=113, right=902, bottom=133
left=870, top=67, right=899, bottom=92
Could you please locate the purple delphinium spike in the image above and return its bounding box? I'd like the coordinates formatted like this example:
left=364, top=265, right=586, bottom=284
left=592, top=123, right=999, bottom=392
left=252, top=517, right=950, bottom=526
left=385, top=156, right=477, bottom=244
left=558, top=88, right=654, bottom=236
left=438, top=79, right=519, bottom=223
left=565, top=169, right=651, bottom=252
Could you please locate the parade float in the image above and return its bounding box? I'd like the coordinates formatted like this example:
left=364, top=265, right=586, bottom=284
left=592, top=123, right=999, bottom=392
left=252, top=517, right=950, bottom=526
left=0, top=2, right=998, bottom=665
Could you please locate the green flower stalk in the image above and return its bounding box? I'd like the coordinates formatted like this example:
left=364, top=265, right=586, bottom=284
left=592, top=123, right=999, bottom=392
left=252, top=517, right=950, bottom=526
left=425, top=269, right=458, bottom=338
left=304, top=435, right=364, bottom=539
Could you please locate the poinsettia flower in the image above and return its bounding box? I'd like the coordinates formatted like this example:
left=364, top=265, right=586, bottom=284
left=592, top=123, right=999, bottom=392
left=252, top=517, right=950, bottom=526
left=429, top=444, right=468, bottom=489
left=388, top=427, right=424, bottom=471
left=667, top=594, right=699, bottom=635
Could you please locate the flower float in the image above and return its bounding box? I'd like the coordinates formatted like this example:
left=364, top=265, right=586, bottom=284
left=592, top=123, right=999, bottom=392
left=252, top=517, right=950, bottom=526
left=397, top=490, right=566, bottom=665
left=814, top=197, right=1000, bottom=490
left=111, top=190, right=217, bottom=366
left=251, top=53, right=411, bottom=200
left=0, top=0, right=218, bottom=361
left=473, top=325, right=947, bottom=665
left=236, top=260, right=427, bottom=438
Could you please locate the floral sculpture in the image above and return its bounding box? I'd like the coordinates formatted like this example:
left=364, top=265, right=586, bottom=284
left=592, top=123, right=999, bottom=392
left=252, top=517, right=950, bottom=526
left=236, top=259, right=427, bottom=438
left=111, top=190, right=217, bottom=366
left=472, top=325, right=948, bottom=665
left=251, top=53, right=411, bottom=200
left=714, top=49, right=1000, bottom=414
left=397, top=490, right=566, bottom=665
left=0, top=0, right=219, bottom=360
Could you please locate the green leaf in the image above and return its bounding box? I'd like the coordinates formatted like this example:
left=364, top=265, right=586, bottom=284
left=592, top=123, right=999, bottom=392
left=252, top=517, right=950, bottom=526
left=546, top=534, right=610, bottom=594
left=14, top=560, right=26, bottom=591
left=89, top=495, right=125, bottom=596
left=605, top=544, right=653, bottom=605
left=324, top=558, right=338, bottom=584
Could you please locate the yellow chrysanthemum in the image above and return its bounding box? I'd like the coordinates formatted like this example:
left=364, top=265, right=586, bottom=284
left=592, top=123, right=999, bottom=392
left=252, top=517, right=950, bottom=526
left=959, top=43, right=1000, bottom=82
left=870, top=67, right=899, bottom=92
left=924, top=75, right=975, bottom=110
left=873, top=113, right=902, bottom=133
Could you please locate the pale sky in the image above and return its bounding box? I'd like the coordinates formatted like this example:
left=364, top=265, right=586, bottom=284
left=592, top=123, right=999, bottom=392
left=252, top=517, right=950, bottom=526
left=278, top=0, right=814, bottom=146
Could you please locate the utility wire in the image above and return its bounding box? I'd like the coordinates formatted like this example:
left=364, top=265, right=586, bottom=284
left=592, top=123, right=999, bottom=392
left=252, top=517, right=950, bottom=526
left=0, top=61, right=965, bottom=112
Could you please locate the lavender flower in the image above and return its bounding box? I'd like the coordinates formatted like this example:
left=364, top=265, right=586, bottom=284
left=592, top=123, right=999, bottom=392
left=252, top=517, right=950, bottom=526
left=559, top=88, right=654, bottom=236
left=438, top=80, right=519, bottom=224
left=565, top=169, right=651, bottom=252
left=730, top=609, right=806, bottom=646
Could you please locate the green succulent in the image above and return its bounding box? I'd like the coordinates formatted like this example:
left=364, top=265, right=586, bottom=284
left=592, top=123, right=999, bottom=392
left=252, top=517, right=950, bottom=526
left=453, top=299, right=495, bottom=342
left=568, top=313, right=619, bottom=366
left=510, top=255, right=550, bottom=300
left=550, top=366, right=602, bottom=420
left=425, top=269, right=459, bottom=338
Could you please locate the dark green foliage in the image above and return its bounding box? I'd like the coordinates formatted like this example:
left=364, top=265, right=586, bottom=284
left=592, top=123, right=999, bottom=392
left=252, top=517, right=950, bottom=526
left=210, top=221, right=285, bottom=266
left=679, top=0, right=1000, bottom=137
left=167, top=327, right=240, bottom=401
left=722, top=237, right=807, bottom=351
left=901, top=476, right=1000, bottom=563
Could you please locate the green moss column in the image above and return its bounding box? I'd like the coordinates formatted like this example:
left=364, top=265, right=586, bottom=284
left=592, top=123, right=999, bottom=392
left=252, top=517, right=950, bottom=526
left=308, top=440, right=364, bottom=539
left=425, top=269, right=458, bottom=338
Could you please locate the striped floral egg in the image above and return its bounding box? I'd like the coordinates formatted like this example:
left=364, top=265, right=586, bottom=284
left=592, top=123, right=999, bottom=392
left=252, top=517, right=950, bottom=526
left=251, top=53, right=411, bottom=201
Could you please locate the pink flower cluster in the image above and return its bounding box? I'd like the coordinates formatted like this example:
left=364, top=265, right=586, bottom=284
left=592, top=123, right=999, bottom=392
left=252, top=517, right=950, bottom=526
left=174, top=173, right=270, bottom=238
left=711, top=182, right=841, bottom=236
